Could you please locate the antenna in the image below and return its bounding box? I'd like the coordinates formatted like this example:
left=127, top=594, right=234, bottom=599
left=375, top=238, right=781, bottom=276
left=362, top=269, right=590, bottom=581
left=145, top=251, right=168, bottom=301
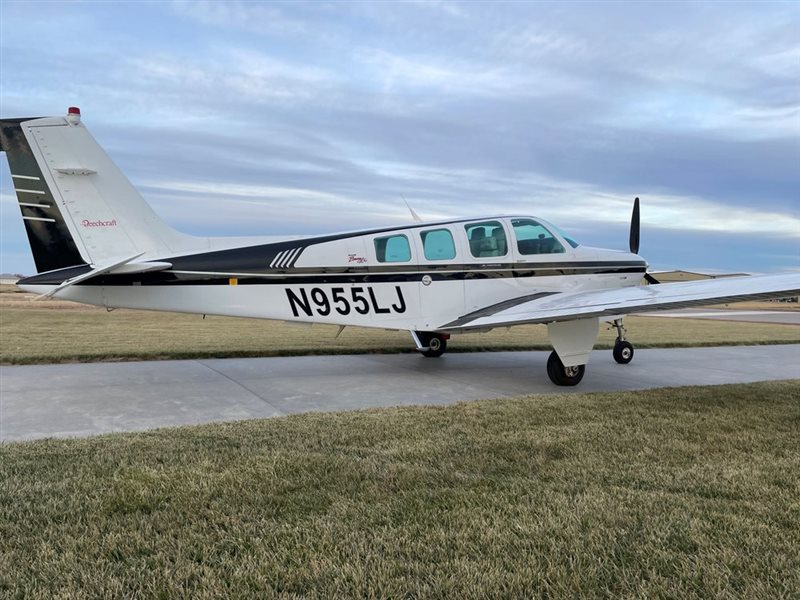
left=401, top=195, right=423, bottom=223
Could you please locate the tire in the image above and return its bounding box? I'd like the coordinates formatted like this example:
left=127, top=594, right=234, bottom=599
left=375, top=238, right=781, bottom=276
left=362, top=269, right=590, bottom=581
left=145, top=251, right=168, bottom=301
left=421, top=334, right=447, bottom=358
left=416, top=331, right=447, bottom=358
left=546, top=351, right=585, bottom=386
left=613, top=341, right=634, bottom=364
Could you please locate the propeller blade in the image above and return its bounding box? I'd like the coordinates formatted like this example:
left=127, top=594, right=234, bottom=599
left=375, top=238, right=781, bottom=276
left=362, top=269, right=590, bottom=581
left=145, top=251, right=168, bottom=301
left=644, top=272, right=660, bottom=285
left=629, top=197, right=640, bottom=254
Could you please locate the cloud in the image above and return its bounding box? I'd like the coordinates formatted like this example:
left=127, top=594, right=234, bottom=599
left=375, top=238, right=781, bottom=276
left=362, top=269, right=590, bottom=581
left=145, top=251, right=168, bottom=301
left=354, top=48, right=542, bottom=97
left=170, top=0, right=309, bottom=36
left=124, top=51, right=338, bottom=107
left=1, top=1, right=798, bottom=276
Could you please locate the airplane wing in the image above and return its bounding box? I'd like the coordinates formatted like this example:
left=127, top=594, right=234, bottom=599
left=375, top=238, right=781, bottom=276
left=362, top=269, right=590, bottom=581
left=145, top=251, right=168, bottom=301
left=439, top=273, right=800, bottom=332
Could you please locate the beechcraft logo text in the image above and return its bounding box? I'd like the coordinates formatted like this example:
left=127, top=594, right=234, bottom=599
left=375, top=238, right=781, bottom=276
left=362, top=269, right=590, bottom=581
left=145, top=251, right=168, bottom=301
left=81, top=219, right=117, bottom=227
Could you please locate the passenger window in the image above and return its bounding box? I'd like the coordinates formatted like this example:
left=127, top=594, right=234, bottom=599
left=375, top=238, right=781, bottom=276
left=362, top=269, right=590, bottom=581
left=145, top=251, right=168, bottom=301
left=512, top=218, right=565, bottom=255
left=465, top=221, right=507, bottom=258
left=374, top=234, right=411, bottom=262
left=420, top=228, right=456, bottom=261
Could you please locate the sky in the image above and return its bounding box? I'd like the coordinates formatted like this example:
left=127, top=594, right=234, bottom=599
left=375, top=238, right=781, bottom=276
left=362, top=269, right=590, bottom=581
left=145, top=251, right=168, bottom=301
left=1, top=0, right=798, bottom=275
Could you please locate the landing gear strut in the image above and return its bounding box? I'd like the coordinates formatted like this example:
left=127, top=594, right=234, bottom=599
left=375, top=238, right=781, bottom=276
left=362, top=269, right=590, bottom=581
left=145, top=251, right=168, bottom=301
left=546, top=351, right=585, bottom=386
left=412, top=331, right=449, bottom=358
left=611, top=319, right=634, bottom=364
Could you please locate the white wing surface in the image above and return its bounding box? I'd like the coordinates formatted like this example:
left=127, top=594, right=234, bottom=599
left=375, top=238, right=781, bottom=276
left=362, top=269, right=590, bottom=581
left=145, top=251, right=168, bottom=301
left=439, top=273, right=800, bottom=331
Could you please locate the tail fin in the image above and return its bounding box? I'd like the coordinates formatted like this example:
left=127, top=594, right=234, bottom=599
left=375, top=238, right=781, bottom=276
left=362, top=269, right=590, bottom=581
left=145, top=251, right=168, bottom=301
left=1, top=108, right=193, bottom=273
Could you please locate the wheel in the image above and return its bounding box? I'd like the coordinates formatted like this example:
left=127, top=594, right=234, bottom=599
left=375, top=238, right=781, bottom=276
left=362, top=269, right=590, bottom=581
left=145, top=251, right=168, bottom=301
left=613, top=340, right=634, bottom=364
left=421, top=334, right=447, bottom=358
left=546, top=351, right=585, bottom=386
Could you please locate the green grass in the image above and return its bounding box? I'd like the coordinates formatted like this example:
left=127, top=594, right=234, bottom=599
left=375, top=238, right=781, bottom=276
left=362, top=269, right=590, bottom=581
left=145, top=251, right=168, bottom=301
left=2, top=381, right=799, bottom=598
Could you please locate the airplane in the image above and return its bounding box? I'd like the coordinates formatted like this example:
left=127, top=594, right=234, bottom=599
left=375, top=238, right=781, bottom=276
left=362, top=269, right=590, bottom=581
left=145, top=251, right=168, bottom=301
left=1, top=108, right=798, bottom=386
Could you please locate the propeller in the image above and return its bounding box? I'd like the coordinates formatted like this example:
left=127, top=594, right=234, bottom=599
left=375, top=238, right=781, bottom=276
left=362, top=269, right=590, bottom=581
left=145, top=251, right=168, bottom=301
left=628, top=196, right=660, bottom=284
left=629, top=197, right=640, bottom=254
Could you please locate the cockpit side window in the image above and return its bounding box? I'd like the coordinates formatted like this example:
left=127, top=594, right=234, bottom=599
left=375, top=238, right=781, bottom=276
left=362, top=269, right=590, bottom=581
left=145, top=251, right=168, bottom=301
left=512, top=219, right=565, bottom=255
left=420, top=228, right=456, bottom=261
left=465, top=221, right=508, bottom=258
left=374, top=234, right=411, bottom=262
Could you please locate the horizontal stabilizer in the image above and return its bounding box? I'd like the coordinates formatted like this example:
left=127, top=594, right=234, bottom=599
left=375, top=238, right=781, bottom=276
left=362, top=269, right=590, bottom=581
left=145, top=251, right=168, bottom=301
left=109, top=261, right=173, bottom=275
left=33, top=253, right=172, bottom=300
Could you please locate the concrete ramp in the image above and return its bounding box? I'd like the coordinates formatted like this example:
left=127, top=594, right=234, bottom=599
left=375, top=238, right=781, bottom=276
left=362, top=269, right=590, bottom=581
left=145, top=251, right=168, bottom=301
left=2, top=345, right=798, bottom=441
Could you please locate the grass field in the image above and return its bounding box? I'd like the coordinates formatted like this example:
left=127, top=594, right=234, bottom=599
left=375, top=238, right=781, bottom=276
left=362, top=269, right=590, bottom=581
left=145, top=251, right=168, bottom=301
left=1, top=380, right=798, bottom=598
left=1, top=286, right=798, bottom=364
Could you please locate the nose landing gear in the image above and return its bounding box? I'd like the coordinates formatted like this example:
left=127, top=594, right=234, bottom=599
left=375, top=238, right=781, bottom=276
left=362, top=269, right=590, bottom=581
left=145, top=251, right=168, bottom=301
left=611, top=319, right=635, bottom=364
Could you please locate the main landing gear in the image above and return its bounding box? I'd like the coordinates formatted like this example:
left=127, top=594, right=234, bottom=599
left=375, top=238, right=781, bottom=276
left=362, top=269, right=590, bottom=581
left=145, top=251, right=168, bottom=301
left=412, top=331, right=449, bottom=358
left=546, top=351, right=585, bottom=386
left=546, top=317, right=635, bottom=386
left=611, top=319, right=635, bottom=364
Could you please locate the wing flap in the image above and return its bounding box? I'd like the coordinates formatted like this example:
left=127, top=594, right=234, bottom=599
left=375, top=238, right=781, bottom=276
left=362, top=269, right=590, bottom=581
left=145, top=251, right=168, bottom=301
left=439, top=273, right=800, bottom=332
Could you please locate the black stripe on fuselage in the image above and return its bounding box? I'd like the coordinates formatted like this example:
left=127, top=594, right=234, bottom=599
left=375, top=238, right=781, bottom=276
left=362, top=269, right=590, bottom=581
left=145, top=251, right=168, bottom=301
left=20, top=261, right=647, bottom=287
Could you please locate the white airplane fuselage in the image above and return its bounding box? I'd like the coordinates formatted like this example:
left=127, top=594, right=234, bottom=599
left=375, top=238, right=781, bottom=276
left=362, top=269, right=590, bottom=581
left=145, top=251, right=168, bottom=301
left=24, top=216, right=646, bottom=333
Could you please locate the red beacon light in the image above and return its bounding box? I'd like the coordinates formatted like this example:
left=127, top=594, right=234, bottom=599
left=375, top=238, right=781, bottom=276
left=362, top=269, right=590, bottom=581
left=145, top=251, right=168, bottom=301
left=66, top=106, right=81, bottom=125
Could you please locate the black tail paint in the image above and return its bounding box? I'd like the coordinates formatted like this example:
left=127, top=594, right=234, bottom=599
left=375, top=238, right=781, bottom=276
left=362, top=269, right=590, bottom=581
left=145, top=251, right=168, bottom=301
left=0, top=119, right=86, bottom=273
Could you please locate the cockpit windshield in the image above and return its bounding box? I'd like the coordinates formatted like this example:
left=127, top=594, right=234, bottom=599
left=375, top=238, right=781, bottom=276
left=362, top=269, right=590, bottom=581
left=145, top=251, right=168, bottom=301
left=549, top=223, right=580, bottom=248
left=510, top=218, right=581, bottom=254
left=511, top=219, right=565, bottom=254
